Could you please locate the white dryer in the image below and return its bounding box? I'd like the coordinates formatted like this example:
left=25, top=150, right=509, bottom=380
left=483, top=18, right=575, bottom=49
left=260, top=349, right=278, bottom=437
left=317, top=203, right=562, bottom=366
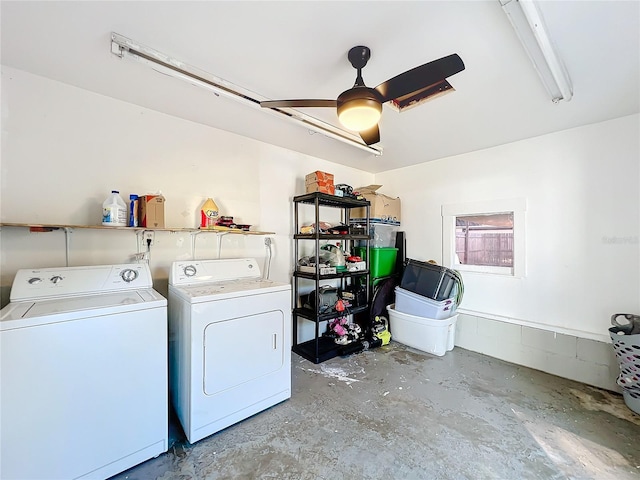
left=0, top=263, right=168, bottom=480
left=168, top=258, right=291, bottom=444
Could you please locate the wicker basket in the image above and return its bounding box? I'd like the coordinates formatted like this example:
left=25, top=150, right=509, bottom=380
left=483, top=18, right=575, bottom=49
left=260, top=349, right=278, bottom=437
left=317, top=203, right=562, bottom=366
left=609, top=313, right=640, bottom=415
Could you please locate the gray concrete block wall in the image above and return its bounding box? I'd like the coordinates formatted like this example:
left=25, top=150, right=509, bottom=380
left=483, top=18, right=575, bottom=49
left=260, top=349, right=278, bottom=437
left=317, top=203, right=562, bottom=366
left=454, top=313, right=620, bottom=392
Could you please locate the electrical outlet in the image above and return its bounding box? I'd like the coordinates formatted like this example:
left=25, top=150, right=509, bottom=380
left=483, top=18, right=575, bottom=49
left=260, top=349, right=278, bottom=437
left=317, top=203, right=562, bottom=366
left=144, top=231, right=155, bottom=247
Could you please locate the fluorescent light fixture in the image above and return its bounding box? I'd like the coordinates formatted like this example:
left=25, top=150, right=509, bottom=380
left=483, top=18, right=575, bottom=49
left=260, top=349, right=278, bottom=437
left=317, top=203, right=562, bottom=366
left=500, top=0, right=573, bottom=103
left=110, top=33, right=382, bottom=156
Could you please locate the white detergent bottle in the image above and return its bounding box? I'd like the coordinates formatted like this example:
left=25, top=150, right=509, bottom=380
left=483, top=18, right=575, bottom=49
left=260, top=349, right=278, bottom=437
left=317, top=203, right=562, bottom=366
left=102, top=190, right=127, bottom=226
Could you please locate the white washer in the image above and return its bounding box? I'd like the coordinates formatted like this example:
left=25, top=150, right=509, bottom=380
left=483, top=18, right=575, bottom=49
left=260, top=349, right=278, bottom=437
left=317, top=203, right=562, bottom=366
left=168, top=258, right=291, bottom=444
left=0, top=263, right=168, bottom=480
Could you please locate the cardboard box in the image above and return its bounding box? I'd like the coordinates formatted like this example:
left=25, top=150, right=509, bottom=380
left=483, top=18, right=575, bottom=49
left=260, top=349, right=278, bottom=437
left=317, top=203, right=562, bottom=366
left=351, top=185, right=401, bottom=225
left=305, top=171, right=334, bottom=186
left=139, top=194, right=165, bottom=228
left=306, top=181, right=335, bottom=195
left=305, top=171, right=335, bottom=195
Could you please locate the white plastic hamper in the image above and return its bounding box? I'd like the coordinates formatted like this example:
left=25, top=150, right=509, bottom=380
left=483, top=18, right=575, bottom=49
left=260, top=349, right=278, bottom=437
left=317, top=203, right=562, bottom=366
left=387, top=305, right=457, bottom=356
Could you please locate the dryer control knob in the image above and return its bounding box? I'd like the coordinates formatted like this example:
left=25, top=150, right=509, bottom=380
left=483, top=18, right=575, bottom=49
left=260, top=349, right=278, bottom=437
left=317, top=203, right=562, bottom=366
left=28, top=277, right=42, bottom=284
left=50, top=275, right=63, bottom=284
left=184, top=265, right=197, bottom=277
left=120, top=269, right=138, bottom=283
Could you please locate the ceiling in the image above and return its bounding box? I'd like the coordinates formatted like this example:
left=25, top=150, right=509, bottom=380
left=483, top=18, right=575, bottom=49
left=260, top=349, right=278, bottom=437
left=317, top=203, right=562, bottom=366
left=1, top=1, right=639, bottom=174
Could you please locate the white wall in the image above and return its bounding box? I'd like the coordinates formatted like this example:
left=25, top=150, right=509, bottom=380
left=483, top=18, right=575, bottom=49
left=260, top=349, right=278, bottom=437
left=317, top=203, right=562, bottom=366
left=376, top=114, right=640, bottom=341
left=2, top=66, right=638, bottom=391
left=0, top=66, right=374, bottom=305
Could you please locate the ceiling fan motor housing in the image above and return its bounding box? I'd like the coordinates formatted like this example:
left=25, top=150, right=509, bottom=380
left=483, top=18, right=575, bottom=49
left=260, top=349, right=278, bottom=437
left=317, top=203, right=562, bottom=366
left=337, top=87, right=382, bottom=131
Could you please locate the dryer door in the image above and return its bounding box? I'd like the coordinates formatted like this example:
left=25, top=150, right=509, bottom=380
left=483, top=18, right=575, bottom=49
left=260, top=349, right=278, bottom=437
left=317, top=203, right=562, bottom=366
left=203, top=310, right=285, bottom=395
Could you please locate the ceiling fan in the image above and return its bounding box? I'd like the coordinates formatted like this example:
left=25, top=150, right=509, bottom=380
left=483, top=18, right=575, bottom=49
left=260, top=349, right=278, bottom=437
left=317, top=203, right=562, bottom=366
left=260, top=46, right=465, bottom=145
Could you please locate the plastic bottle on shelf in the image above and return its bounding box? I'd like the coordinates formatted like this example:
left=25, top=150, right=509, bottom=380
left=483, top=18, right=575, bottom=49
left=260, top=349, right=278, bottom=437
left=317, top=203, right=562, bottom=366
left=129, top=194, right=139, bottom=227
left=102, top=190, right=127, bottom=227
left=200, top=198, right=219, bottom=228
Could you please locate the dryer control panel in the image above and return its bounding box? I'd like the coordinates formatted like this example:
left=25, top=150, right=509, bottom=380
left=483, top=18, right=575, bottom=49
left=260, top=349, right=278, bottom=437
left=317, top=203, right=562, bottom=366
left=170, top=258, right=261, bottom=286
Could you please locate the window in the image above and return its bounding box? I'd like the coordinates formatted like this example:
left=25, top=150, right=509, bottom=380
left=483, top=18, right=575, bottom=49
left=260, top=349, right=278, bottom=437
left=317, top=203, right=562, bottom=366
left=442, top=199, right=526, bottom=276
left=456, top=213, right=513, bottom=267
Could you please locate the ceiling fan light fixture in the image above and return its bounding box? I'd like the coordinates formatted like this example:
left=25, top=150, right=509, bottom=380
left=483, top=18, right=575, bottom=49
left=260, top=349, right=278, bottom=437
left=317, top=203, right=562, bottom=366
left=338, top=100, right=382, bottom=131
left=337, top=87, right=382, bottom=131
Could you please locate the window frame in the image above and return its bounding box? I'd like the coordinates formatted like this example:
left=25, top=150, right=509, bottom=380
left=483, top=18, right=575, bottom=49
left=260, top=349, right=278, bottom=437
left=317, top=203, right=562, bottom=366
left=442, top=198, right=526, bottom=277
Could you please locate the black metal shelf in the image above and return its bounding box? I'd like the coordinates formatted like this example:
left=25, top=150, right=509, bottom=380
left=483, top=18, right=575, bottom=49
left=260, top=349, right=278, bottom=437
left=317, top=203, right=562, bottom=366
left=294, top=269, right=370, bottom=280
left=293, top=192, right=369, bottom=208
left=294, top=336, right=366, bottom=364
left=292, top=190, right=371, bottom=364
left=294, top=304, right=369, bottom=323
left=294, top=233, right=370, bottom=241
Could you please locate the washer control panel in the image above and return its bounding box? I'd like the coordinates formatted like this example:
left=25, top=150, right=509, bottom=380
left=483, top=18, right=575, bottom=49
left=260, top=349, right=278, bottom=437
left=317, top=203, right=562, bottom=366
left=10, top=264, right=153, bottom=301
left=183, top=265, right=197, bottom=277
left=120, top=268, right=139, bottom=283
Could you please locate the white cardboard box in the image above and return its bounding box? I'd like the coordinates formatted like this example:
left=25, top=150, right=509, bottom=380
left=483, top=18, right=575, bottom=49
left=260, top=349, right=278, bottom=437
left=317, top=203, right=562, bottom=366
left=387, top=305, right=457, bottom=356
left=346, top=261, right=366, bottom=272
left=298, top=265, right=337, bottom=275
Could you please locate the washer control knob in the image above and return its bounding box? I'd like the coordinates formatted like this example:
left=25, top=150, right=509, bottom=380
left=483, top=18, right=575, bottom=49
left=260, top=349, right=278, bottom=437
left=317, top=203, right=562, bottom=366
left=50, top=275, right=63, bottom=284
left=120, top=269, right=138, bottom=283
left=183, top=265, right=197, bottom=277
left=28, top=277, right=42, bottom=285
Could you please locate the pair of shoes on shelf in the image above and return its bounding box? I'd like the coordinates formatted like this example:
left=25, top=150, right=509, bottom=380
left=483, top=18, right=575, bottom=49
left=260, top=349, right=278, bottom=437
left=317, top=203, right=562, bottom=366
left=328, top=317, right=348, bottom=337
left=333, top=322, right=362, bottom=345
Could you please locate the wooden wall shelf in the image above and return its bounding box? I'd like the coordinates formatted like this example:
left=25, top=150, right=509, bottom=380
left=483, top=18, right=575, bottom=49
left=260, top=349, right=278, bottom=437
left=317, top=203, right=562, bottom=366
left=0, top=223, right=275, bottom=235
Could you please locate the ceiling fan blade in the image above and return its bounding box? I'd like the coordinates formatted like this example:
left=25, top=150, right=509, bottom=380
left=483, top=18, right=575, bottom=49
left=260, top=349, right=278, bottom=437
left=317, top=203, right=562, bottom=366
left=260, top=99, right=337, bottom=109
left=359, top=124, right=380, bottom=145
left=374, top=53, right=465, bottom=103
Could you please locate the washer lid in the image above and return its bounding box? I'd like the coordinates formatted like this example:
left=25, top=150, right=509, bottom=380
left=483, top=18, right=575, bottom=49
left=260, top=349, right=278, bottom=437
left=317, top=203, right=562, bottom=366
left=170, top=278, right=290, bottom=302
left=0, top=289, right=166, bottom=330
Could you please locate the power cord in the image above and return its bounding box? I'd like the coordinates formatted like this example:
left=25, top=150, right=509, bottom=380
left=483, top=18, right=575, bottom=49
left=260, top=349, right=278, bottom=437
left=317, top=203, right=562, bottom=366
left=133, top=231, right=150, bottom=264
left=146, top=237, right=152, bottom=264
left=451, top=269, right=464, bottom=307
left=263, top=237, right=273, bottom=279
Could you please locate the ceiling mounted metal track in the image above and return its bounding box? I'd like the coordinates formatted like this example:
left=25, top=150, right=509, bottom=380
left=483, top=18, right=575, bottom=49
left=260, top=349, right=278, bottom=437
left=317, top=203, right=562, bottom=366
left=110, top=33, right=383, bottom=156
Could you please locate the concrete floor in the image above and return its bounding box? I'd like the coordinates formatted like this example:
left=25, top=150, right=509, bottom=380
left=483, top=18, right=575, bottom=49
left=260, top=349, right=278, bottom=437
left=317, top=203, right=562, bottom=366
left=111, top=343, right=640, bottom=480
